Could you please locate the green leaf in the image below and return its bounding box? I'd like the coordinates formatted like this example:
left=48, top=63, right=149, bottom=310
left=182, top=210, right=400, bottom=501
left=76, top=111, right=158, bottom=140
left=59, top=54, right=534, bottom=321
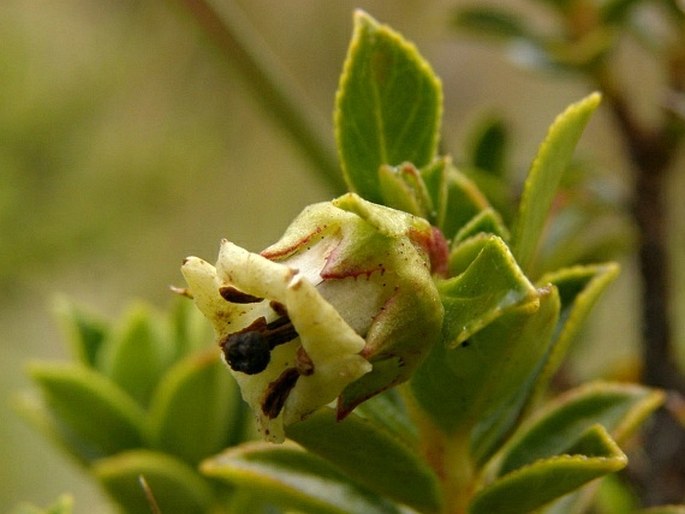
left=148, top=349, right=244, bottom=465
left=98, top=303, right=173, bottom=407
left=470, top=424, right=627, bottom=514
left=440, top=235, right=538, bottom=347
left=511, top=93, right=601, bottom=273
left=353, top=388, right=419, bottom=444
left=202, top=442, right=405, bottom=514
left=466, top=116, right=510, bottom=177
left=532, top=263, right=621, bottom=400
left=452, top=7, right=533, bottom=40
left=9, top=495, right=74, bottom=514
left=27, top=362, right=145, bottom=461
left=453, top=208, right=510, bottom=245
left=411, top=286, right=559, bottom=464
left=335, top=10, right=442, bottom=203
left=498, top=381, right=664, bottom=477
left=93, top=450, right=214, bottom=514
left=379, top=162, right=434, bottom=219
left=168, top=296, right=214, bottom=359
left=440, top=164, right=491, bottom=241
left=53, top=296, right=109, bottom=368
left=287, top=408, right=442, bottom=513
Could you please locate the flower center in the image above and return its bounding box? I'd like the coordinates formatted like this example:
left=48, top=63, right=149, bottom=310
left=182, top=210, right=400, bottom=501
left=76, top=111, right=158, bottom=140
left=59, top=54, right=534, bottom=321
left=221, top=315, right=299, bottom=375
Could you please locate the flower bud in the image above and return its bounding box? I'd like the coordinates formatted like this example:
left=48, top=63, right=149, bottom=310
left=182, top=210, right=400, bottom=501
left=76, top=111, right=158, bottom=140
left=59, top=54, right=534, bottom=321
left=182, top=193, right=444, bottom=442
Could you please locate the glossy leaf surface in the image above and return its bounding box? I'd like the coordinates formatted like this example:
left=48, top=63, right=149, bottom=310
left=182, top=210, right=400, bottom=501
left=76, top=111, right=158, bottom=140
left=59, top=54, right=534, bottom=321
left=27, top=362, right=145, bottom=461
left=202, top=442, right=405, bottom=514
left=148, top=349, right=243, bottom=465
left=94, top=450, right=213, bottom=514
left=287, top=408, right=442, bottom=513
left=470, top=424, right=627, bottom=514
left=336, top=10, right=442, bottom=203
left=498, top=381, right=663, bottom=476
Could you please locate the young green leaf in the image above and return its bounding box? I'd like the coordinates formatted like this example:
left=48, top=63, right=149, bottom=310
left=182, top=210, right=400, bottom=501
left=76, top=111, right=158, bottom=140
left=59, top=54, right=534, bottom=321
left=453, top=208, right=510, bottom=245
left=53, top=296, right=109, bottom=368
left=98, top=303, right=173, bottom=408
left=9, top=494, right=74, bottom=514
left=441, top=165, right=491, bottom=241
left=93, top=450, right=214, bottom=514
left=470, top=424, right=627, bottom=514
left=411, top=286, right=559, bottom=463
left=532, top=262, right=621, bottom=401
left=27, top=362, right=145, bottom=461
left=202, top=442, right=406, bottom=514
left=452, top=7, right=534, bottom=41
left=498, top=381, right=664, bottom=477
left=147, top=349, right=245, bottom=465
left=467, top=115, right=510, bottom=178
left=440, top=235, right=538, bottom=347
left=286, top=408, right=442, bottom=513
left=335, top=10, right=442, bottom=203
left=511, top=93, right=601, bottom=273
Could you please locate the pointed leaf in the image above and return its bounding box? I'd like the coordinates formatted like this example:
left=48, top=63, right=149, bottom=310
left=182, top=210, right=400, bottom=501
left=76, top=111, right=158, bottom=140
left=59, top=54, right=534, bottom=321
left=453, top=7, right=535, bottom=40
left=93, top=450, right=213, bottom=514
left=27, top=362, right=145, bottom=461
left=453, top=208, right=510, bottom=245
left=412, top=287, right=559, bottom=463
left=498, top=381, right=664, bottom=476
left=532, top=263, right=620, bottom=400
left=202, top=442, right=405, bottom=514
left=148, top=349, right=244, bottom=465
left=353, top=388, right=419, bottom=444
left=379, top=163, right=434, bottom=219
left=470, top=424, right=627, bottom=514
left=441, top=235, right=538, bottom=347
left=287, top=408, right=442, bottom=513
left=335, top=10, right=442, bottom=203
left=98, top=303, right=173, bottom=407
left=9, top=495, right=74, bottom=514
left=441, top=165, right=491, bottom=241
left=53, top=296, right=109, bottom=368
left=512, top=93, right=601, bottom=272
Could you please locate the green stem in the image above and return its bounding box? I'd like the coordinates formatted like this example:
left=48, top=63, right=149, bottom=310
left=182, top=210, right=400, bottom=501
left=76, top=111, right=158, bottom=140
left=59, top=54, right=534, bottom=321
left=168, top=0, right=346, bottom=193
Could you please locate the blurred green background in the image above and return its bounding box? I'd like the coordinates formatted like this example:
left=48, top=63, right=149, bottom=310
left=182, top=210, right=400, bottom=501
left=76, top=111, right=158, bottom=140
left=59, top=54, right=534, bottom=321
left=2, top=1, right=682, bottom=512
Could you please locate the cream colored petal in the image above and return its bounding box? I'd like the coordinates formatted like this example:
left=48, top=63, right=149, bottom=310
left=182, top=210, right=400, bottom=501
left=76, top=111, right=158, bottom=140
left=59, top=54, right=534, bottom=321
left=217, top=240, right=294, bottom=304
left=281, top=275, right=371, bottom=425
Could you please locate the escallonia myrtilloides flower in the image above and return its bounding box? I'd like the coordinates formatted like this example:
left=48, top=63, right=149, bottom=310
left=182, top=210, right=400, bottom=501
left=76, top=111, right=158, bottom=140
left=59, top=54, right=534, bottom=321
left=181, top=193, right=445, bottom=442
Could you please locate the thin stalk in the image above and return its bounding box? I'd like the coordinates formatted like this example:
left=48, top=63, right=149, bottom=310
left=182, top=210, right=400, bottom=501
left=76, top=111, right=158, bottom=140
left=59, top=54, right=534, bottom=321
left=168, top=0, right=346, bottom=193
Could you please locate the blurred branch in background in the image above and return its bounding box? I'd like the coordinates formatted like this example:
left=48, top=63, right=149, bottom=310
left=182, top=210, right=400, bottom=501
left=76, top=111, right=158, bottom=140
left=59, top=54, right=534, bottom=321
left=454, top=0, right=685, bottom=505
left=168, top=0, right=345, bottom=193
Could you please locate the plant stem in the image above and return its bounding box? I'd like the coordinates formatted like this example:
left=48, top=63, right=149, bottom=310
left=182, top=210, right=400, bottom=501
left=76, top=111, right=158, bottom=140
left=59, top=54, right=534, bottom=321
left=593, top=55, right=685, bottom=504
left=167, top=0, right=346, bottom=193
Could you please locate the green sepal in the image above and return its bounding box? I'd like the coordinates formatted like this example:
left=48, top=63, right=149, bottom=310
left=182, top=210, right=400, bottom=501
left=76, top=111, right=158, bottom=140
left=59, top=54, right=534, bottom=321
left=531, top=262, right=621, bottom=401
left=26, top=362, right=145, bottom=462
left=147, top=348, right=244, bottom=465
left=470, top=424, right=627, bottom=514
left=97, top=303, right=173, bottom=407
left=440, top=234, right=538, bottom=347
left=512, top=93, right=601, bottom=273
left=202, top=441, right=406, bottom=514
left=497, top=381, right=664, bottom=477
left=52, top=296, right=109, bottom=369
left=411, top=286, right=559, bottom=463
left=335, top=10, right=442, bottom=203
left=287, top=407, right=442, bottom=513
left=93, top=450, right=214, bottom=514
